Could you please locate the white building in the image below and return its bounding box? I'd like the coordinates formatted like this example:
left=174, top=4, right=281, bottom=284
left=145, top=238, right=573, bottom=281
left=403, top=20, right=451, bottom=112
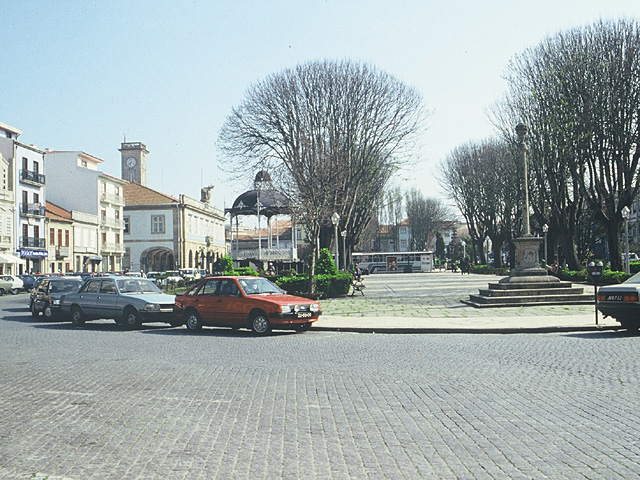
left=122, top=182, right=226, bottom=273
left=45, top=151, right=127, bottom=273
left=0, top=121, right=43, bottom=274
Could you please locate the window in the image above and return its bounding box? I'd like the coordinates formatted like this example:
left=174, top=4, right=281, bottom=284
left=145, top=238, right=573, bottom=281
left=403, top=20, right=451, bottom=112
left=124, top=216, right=130, bottom=234
left=33, top=161, right=39, bottom=174
left=58, top=229, right=63, bottom=246
left=65, top=230, right=69, bottom=247
left=151, top=215, right=165, bottom=234
left=50, top=228, right=55, bottom=245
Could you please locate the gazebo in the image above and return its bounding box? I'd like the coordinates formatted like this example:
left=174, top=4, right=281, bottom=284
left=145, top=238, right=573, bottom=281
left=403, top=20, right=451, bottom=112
left=225, top=170, right=297, bottom=267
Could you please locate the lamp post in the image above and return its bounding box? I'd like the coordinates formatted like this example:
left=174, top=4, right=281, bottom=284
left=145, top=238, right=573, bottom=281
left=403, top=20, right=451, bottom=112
left=622, top=206, right=630, bottom=273
left=341, top=229, right=347, bottom=271
left=587, top=261, right=604, bottom=325
left=542, top=223, right=549, bottom=264
left=331, top=212, right=340, bottom=270
left=461, top=240, right=466, bottom=258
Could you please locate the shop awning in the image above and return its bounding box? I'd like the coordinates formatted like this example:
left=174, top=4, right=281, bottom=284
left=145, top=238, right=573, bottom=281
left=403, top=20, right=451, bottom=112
left=0, top=253, right=26, bottom=265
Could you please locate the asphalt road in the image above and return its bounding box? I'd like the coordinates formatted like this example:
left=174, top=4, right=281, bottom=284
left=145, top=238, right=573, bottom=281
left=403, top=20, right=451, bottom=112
left=1, top=288, right=639, bottom=479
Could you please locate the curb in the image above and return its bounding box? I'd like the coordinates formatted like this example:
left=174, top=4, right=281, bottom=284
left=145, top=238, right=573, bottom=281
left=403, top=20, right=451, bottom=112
left=312, top=325, right=622, bottom=334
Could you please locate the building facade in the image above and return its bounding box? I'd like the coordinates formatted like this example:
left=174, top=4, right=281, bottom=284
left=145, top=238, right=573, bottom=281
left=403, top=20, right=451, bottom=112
left=45, top=151, right=126, bottom=273
left=122, top=182, right=226, bottom=273
left=0, top=122, right=44, bottom=274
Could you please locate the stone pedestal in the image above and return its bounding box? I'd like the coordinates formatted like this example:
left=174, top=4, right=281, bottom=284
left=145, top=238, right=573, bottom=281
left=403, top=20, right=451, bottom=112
left=499, top=236, right=560, bottom=284
left=464, top=235, right=592, bottom=307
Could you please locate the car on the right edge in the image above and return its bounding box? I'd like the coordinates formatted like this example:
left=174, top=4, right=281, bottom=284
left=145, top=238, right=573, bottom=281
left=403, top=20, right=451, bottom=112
left=597, top=271, right=640, bottom=330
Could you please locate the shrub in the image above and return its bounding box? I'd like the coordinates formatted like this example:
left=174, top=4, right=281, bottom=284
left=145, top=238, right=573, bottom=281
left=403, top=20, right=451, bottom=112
left=315, top=248, right=338, bottom=275
left=234, top=266, right=258, bottom=276
left=274, top=272, right=351, bottom=298
left=214, top=255, right=234, bottom=274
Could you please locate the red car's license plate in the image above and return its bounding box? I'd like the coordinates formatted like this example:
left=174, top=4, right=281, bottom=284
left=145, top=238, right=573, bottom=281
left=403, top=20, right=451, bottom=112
left=297, top=312, right=312, bottom=318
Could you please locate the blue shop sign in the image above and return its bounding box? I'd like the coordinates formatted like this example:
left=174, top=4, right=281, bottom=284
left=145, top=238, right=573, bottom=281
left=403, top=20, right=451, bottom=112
left=19, top=249, right=48, bottom=258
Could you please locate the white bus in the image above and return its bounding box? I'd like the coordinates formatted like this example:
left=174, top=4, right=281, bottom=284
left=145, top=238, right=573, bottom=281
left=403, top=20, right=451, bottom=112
left=352, top=251, right=434, bottom=274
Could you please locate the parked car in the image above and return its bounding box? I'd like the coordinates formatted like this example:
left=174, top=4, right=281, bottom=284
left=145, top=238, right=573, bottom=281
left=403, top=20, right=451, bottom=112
left=174, top=276, right=322, bottom=335
left=30, top=277, right=84, bottom=320
left=145, top=271, right=162, bottom=284
left=179, top=268, right=201, bottom=281
left=18, top=274, right=36, bottom=291
left=0, top=275, right=24, bottom=295
left=597, top=271, right=640, bottom=330
left=29, top=276, right=48, bottom=302
left=60, top=276, right=178, bottom=329
left=163, top=270, right=182, bottom=285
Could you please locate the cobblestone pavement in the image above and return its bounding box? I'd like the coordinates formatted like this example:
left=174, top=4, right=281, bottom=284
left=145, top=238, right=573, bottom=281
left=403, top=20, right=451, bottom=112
left=321, top=271, right=596, bottom=318
left=1, top=286, right=639, bottom=479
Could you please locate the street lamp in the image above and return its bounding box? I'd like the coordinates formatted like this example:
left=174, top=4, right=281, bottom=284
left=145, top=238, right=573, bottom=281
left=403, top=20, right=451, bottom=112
left=622, top=206, right=630, bottom=273
left=461, top=240, right=466, bottom=258
left=341, top=229, right=347, bottom=271
left=542, top=223, right=549, bottom=264
left=587, top=261, right=604, bottom=325
left=331, top=212, right=340, bottom=270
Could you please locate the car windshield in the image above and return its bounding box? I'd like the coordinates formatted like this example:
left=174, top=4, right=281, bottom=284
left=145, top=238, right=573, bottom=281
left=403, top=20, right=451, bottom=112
left=116, top=278, right=163, bottom=294
left=238, top=277, right=283, bottom=295
left=50, top=281, right=81, bottom=294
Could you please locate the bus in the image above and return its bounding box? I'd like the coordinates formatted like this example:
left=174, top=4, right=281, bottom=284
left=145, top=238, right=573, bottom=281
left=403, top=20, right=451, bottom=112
left=351, top=251, right=434, bottom=274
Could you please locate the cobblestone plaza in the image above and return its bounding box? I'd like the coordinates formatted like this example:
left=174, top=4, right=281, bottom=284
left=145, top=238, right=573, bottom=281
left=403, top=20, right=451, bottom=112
left=1, top=273, right=638, bottom=479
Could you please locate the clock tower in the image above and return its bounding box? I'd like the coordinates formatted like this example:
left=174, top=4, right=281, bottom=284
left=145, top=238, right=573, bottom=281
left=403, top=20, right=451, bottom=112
left=119, top=141, right=148, bottom=185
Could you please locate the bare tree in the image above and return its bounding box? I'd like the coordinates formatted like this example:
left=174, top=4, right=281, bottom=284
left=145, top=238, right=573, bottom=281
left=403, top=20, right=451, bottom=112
left=218, top=59, right=426, bottom=289
left=501, top=19, right=640, bottom=270
left=405, top=189, right=453, bottom=251
left=440, top=139, right=519, bottom=267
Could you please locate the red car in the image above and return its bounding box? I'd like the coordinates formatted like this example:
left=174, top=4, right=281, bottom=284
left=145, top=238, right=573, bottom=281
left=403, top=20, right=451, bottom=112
left=174, top=276, right=322, bottom=334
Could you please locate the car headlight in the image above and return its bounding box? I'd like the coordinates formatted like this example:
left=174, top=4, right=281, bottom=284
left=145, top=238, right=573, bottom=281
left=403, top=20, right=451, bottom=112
left=52, top=299, right=60, bottom=306
left=280, top=305, right=292, bottom=314
left=144, top=303, right=160, bottom=312
left=310, top=304, right=320, bottom=312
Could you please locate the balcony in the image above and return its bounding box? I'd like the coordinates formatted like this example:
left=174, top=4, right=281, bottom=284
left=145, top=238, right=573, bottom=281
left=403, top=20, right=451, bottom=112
left=101, top=242, right=125, bottom=253
left=20, top=236, right=46, bottom=248
left=100, top=192, right=125, bottom=206
left=20, top=169, right=46, bottom=186
left=56, top=247, right=70, bottom=258
left=20, top=202, right=45, bottom=217
left=100, top=217, right=124, bottom=229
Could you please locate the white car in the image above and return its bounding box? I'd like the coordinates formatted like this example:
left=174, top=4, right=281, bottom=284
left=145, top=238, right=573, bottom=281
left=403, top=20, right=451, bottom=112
left=0, top=275, right=24, bottom=295
left=163, top=271, right=182, bottom=285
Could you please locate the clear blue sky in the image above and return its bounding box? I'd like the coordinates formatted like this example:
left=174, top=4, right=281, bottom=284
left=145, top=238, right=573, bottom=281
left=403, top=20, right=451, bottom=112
left=2, top=1, right=638, bottom=211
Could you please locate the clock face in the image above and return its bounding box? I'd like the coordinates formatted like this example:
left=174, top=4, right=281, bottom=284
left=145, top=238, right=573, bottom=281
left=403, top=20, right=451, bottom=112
left=126, top=157, right=137, bottom=168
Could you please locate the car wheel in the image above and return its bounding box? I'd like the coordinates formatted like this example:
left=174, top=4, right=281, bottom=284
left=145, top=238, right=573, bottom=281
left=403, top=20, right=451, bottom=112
left=30, top=302, right=39, bottom=317
left=10, top=288, right=19, bottom=295
left=250, top=312, right=271, bottom=335
left=71, top=306, right=85, bottom=327
left=0, top=288, right=5, bottom=296
left=123, top=308, right=142, bottom=329
left=44, top=305, right=54, bottom=320
left=185, top=310, right=202, bottom=331
left=298, top=322, right=312, bottom=332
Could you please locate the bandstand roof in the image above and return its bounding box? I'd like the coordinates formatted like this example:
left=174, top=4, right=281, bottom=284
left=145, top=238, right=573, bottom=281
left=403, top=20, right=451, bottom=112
left=225, top=188, right=290, bottom=218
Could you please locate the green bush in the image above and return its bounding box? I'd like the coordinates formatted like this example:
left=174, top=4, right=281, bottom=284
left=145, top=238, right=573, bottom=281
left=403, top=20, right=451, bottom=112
left=233, top=266, right=258, bottom=276
left=275, top=272, right=351, bottom=298
left=214, top=255, right=234, bottom=274
left=471, top=264, right=510, bottom=276
left=315, top=248, right=338, bottom=275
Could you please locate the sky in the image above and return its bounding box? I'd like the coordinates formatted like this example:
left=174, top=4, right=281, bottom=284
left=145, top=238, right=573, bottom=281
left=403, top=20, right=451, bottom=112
left=2, top=0, right=639, bottom=214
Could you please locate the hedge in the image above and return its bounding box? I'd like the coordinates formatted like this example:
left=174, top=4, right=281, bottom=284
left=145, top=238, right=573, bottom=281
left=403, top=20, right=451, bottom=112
left=275, top=272, right=352, bottom=298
